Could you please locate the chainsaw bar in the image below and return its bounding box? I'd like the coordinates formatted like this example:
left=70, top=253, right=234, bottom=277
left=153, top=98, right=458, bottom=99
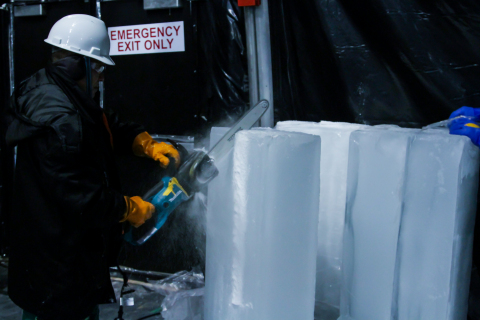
left=207, top=100, right=269, bottom=162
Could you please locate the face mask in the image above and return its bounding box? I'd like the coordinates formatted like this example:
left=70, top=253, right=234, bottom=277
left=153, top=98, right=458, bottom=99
left=52, top=55, right=86, bottom=81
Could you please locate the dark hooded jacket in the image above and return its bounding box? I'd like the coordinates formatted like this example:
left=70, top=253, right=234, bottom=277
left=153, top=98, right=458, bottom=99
left=3, top=56, right=144, bottom=319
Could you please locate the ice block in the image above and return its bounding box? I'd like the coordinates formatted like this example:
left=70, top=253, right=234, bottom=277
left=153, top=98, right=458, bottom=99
left=276, top=120, right=366, bottom=313
left=205, top=129, right=321, bottom=320
left=339, top=128, right=415, bottom=320
left=393, top=130, right=480, bottom=320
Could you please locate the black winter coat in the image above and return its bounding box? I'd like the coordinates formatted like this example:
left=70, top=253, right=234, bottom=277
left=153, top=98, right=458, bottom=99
left=3, top=60, right=144, bottom=319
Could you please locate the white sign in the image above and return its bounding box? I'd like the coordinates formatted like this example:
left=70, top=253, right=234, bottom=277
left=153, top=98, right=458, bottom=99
left=108, top=21, right=185, bottom=56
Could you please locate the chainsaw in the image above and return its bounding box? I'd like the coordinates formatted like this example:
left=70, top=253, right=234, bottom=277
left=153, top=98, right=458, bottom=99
left=124, top=100, right=270, bottom=245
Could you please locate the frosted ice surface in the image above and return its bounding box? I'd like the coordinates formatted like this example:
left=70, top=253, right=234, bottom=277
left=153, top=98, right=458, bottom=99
left=340, top=128, right=415, bottom=320
left=320, top=121, right=365, bottom=128
left=205, top=129, right=321, bottom=320
left=275, top=120, right=319, bottom=127
left=421, top=127, right=449, bottom=134
left=209, top=125, right=480, bottom=320
left=373, top=124, right=401, bottom=129
left=340, top=127, right=480, bottom=320
left=276, top=121, right=367, bottom=311
left=393, top=132, right=480, bottom=320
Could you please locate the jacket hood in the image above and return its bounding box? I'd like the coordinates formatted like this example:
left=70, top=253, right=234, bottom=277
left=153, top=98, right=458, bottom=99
left=53, top=55, right=86, bottom=81
left=4, top=61, right=102, bottom=148
left=4, top=68, right=75, bottom=146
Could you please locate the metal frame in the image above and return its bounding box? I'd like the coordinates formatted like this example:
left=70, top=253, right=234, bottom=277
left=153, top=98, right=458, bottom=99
left=8, top=4, right=14, bottom=97
left=8, top=4, right=16, bottom=171
left=244, top=0, right=274, bottom=128
left=91, top=0, right=105, bottom=108
left=14, top=4, right=46, bottom=17
left=143, top=0, right=183, bottom=10
left=0, top=3, right=16, bottom=258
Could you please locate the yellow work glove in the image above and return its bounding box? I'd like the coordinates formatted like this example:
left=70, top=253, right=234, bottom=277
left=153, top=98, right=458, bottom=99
left=132, top=132, right=181, bottom=168
left=120, top=196, right=155, bottom=228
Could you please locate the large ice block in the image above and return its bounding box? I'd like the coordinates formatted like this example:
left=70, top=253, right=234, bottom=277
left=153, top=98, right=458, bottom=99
left=340, top=128, right=415, bottom=320
left=276, top=121, right=366, bottom=313
left=205, top=129, right=321, bottom=320
left=393, top=130, right=480, bottom=320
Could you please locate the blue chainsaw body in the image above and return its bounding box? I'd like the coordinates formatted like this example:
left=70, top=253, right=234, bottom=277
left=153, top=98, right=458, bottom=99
left=150, top=176, right=190, bottom=228
left=124, top=176, right=190, bottom=245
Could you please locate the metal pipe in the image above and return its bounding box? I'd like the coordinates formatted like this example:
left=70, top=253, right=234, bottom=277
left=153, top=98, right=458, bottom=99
left=8, top=3, right=14, bottom=96
left=96, top=0, right=101, bottom=19
left=110, top=265, right=172, bottom=278
left=254, top=0, right=274, bottom=127
left=244, top=7, right=259, bottom=109
left=110, top=277, right=181, bottom=293
left=8, top=3, right=17, bottom=168
left=94, top=0, right=105, bottom=109
left=99, top=81, right=104, bottom=108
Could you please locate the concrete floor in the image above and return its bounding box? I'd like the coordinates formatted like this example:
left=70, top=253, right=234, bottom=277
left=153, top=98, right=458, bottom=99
left=0, top=265, right=166, bottom=320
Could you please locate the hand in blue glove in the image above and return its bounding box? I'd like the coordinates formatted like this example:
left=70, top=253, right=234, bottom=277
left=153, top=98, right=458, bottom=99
left=449, top=106, right=480, bottom=121
left=449, top=107, right=480, bottom=147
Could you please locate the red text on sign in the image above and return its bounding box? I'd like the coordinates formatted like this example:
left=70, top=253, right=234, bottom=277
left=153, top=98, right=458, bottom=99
left=110, top=25, right=182, bottom=40
left=118, top=41, right=141, bottom=52
left=144, top=39, right=174, bottom=50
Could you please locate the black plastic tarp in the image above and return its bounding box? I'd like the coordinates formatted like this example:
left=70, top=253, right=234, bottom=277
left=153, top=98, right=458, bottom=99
left=197, top=0, right=249, bottom=131
left=270, top=0, right=480, bottom=127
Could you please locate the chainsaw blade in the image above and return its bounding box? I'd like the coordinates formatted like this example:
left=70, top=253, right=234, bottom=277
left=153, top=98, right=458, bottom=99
left=175, top=99, right=269, bottom=193
left=207, top=99, right=269, bottom=162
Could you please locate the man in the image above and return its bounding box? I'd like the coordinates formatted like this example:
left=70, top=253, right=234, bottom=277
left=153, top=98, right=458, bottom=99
left=3, top=14, right=180, bottom=319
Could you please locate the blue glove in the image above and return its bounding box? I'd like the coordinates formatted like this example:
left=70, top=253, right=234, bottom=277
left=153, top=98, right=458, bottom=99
left=449, top=110, right=480, bottom=147
left=449, top=106, right=480, bottom=121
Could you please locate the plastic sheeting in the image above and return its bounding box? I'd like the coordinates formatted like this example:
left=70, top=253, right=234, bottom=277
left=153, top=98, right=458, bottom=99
left=197, top=0, right=249, bottom=129
left=148, top=269, right=205, bottom=320
left=269, top=0, right=480, bottom=127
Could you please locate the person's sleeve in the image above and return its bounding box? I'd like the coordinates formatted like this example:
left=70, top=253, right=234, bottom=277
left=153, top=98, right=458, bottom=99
left=103, top=108, right=145, bottom=155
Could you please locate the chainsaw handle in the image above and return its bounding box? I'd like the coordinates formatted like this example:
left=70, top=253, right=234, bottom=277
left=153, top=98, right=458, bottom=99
left=141, top=155, right=181, bottom=202
left=125, top=176, right=190, bottom=245
left=142, top=163, right=173, bottom=200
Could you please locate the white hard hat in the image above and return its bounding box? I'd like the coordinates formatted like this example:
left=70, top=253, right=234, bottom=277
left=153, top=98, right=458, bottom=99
left=44, top=14, right=115, bottom=66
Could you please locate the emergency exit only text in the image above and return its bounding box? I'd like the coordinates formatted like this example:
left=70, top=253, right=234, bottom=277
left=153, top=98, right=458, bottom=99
left=108, top=21, right=185, bottom=56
